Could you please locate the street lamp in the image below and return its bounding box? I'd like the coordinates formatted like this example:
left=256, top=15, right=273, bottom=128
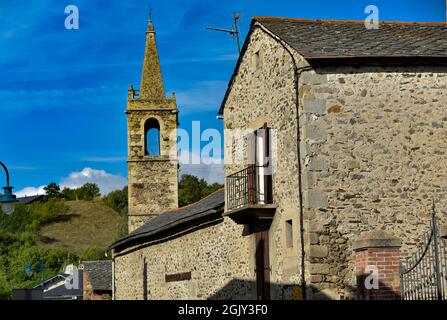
left=0, top=161, right=17, bottom=215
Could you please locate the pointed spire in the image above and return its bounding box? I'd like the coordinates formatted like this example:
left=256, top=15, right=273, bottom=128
left=139, top=19, right=165, bottom=100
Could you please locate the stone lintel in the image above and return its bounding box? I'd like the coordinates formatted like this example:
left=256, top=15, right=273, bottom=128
left=353, top=230, right=401, bottom=252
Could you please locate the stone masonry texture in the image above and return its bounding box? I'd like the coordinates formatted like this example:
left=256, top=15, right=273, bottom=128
left=115, top=21, right=447, bottom=300
left=223, top=24, right=447, bottom=299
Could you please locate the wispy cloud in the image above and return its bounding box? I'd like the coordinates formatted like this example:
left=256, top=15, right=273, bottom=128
left=9, top=166, right=41, bottom=171
left=81, top=156, right=127, bottom=163
left=176, top=81, right=227, bottom=113
left=0, top=85, right=125, bottom=116
left=164, top=54, right=238, bottom=65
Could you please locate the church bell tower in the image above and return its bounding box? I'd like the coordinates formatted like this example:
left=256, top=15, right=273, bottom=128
left=126, top=19, right=179, bottom=232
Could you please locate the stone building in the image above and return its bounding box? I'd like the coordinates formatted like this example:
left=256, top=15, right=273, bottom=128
left=111, top=17, right=447, bottom=300
left=81, top=261, right=112, bottom=300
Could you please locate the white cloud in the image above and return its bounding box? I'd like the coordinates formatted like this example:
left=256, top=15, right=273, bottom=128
left=60, top=168, right=127, bottom=195
left=15, top=185, right=46, bottom=198
left=15, top=168, right=128, bottom=198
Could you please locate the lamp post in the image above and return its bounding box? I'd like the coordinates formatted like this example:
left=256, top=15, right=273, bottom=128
left=0, top=161, right=18, bottom=214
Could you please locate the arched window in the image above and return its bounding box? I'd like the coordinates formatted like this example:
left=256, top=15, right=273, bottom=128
left=144, top=118, right=161, bottom=156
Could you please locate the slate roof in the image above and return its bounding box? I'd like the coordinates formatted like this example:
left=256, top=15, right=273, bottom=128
left=110, top=189, right=225, bottom=250
left=81, top=260, right=112, bottom=291
left=17, top=195, right=44, bottom=205
left=218, top=17, right=447, bottom=115
left=43, top=272, right=84, bottom=300
left=256, top=17, right=447, bottom=60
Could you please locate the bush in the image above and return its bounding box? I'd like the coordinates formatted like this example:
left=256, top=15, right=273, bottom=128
left=60, top=183, right=101, bottom=201
left=82, top=246, right=108, bottom=261
left=178, top=175, right=223, bottom=207
left=0, top=200, right=68, bottom=233
left=0, top=237, right=78, bottom=299
left=103, top=187, right=128, bottom=216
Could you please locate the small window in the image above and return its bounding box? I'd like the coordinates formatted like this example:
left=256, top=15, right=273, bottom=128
left=285, top=219, right=293, bottom=248
left=145, top=118, right=160, bottom=156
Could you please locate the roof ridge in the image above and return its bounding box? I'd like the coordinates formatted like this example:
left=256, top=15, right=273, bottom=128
left=254, top=16, right=447, bottom=26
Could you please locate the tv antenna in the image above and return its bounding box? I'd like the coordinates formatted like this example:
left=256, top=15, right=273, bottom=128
left=206, top=12, right=242, bottom=54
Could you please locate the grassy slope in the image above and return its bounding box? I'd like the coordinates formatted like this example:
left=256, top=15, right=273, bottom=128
left=36, top=200, right=125, bottom=256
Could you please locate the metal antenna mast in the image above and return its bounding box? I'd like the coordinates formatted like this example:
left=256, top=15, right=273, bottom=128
left=206, top=12, right=242, bottom=54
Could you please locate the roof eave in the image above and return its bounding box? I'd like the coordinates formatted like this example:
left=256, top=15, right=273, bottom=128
left=109, top=207, right=224, bottom=251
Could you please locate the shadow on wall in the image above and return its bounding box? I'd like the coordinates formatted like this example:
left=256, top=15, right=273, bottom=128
left=207, top=279, right=332, bottom=300
left=207, top=278, right=400, bottom=300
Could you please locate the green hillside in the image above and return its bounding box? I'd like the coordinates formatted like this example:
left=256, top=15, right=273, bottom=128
left=37, top=200, right=126, bottom=256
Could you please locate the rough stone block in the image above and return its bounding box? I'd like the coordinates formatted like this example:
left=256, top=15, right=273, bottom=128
left=307, top=232, right=319, bottom=244
left=308, top=222, right=324, bottom=233
left=302, top=72, right=328, bottom=85
left=309, top=245, right=329, bottom=258
left=310, top=275, right=324, bottom=283
left=302, top=171, right=315, bottom=190
left=308, top=157, right=327, bottom=171
left=306, top=191, right=329, bottom=209
left=303, top=99, right=326, bottom=115
left=309, top=263, right=330, bottom=275
left=304, top=124, right=327, bottom=141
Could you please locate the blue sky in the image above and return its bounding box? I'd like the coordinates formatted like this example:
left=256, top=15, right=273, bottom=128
left=0, top=0, right=445, bottom=196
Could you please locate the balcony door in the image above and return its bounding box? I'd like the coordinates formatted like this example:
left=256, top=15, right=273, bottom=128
left=256, top=129, right=266, bottom=204
left=253, top=123, right=272, bottom=205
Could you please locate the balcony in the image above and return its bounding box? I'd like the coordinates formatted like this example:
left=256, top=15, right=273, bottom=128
left=225, top=165, right=276, bottom=225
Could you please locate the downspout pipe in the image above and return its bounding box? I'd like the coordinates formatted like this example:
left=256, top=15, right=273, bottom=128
left=257, top=25, right=313, bottom=299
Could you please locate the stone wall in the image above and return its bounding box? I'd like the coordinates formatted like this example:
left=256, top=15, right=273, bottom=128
left=126, top=95, right=179, bottom=232
left=114, top=218, right=255, bottom=300
left=299, top=65, right=447, bottom=298
left=223, top=24, right=447, bottom=299
left=223, top=27, right=304, bottom=299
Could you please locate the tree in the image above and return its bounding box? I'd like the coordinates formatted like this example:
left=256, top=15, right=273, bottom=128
left=178, top=175, right=223, bottom=207
left=82, top=246, right=108, bottom=261
left=43, top=183, right=61, bottom=199
left=103, top=187, right=128, bottom=216
left=77, top=183, right=100, bottom=201
left=61, top=187, right=77, bottom=201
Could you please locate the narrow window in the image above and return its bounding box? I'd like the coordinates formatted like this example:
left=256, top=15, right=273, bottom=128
left=144, top=118, right=160, bottom=156
left=285, top=219, right=293, bottom=248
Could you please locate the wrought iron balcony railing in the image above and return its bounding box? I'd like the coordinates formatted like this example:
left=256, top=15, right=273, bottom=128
left=226, top=165, right=272, bottom=212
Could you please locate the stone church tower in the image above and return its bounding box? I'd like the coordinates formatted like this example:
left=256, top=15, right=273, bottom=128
left=126, top=19, right=179, bottom=232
